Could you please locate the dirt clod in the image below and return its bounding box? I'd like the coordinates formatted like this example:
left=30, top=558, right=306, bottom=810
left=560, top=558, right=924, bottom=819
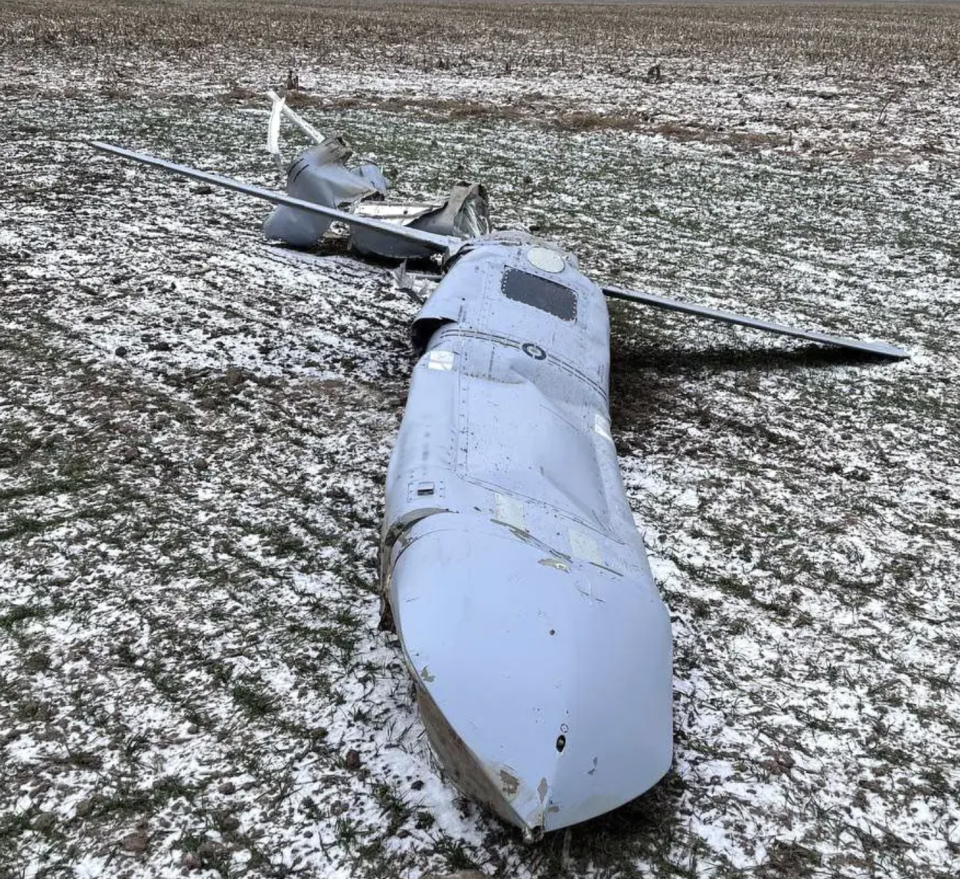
left=120, top=831, right=148, bottom=854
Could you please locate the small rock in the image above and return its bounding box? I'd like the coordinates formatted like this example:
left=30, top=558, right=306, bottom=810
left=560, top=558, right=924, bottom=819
left=120, top=831, right=148, bottom=854
left=422, top=872, right=488, bottom=879
left=75, top=798, right=97, bottom=819
left=225, top=366, right=246, bottom=387
left=344, top=749, right=362, bottom=771
left=761, top=750, right=796, bottom=775
left=197, top=839, right=225, bottom=860
left=220, top=815, right=240, bottom=833
left=114, top=346, right=128, bottom=357
left=218, top=781, right=236, bottom=795
left=33, top=812, right=56, bottom=832
left=410, top=779, right=424, bottom=791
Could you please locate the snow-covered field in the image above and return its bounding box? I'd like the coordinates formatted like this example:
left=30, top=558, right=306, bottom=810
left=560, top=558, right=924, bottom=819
left=2, top=2, right=959, bottom=877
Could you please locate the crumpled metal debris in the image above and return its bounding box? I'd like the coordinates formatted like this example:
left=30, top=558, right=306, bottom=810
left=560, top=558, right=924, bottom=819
left=351, top=182, right=490, bottom=260
left=262, top=137, right=388, bottom=248
left=260, top=91, right=490, bottom=258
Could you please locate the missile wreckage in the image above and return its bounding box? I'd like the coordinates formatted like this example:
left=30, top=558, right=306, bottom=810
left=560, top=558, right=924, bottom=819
left=87, top=97, right=906, bottom=840
left=261, top=90, right=489, bottom=259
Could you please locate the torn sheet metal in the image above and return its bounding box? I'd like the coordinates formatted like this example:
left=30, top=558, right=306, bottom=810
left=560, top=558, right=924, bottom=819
left=261, top=92, right=489, bottom=258
left=351, top=183, right=491, bottom=260
left=261, top=137, right=388, bottom=248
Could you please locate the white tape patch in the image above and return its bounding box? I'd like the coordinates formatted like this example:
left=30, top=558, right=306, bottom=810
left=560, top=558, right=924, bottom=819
left=569, top=529, right=603, bottom=565
left=427, top=350, right=455, bottom=371
left=594, top=413, right=613, bottom=442
left=495, top=493, right=527, bottom=531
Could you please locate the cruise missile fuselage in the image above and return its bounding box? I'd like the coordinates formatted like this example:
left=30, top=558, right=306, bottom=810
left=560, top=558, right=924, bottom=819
left=380, top=236, right=674, bottom=838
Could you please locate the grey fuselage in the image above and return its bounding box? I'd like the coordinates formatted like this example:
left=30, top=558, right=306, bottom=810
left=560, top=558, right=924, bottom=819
left=380, top=235, right=673, bottom=838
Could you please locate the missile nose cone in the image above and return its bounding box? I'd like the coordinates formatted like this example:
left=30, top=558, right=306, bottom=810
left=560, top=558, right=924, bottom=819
left=390, top=517, right=673, bottom=833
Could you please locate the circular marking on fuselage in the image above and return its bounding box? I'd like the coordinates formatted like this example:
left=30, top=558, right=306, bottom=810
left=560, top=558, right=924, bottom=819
left=521, top=342, right=547, bottom=360
left=526, top=246, right=565, bottom=274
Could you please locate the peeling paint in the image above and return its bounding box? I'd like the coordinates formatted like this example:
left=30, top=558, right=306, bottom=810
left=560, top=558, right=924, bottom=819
left=538, top=776, right=549, bottom=803
left=538, top=557, right=570, bottom=572
left=498, top=769, right=520, bottom=799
